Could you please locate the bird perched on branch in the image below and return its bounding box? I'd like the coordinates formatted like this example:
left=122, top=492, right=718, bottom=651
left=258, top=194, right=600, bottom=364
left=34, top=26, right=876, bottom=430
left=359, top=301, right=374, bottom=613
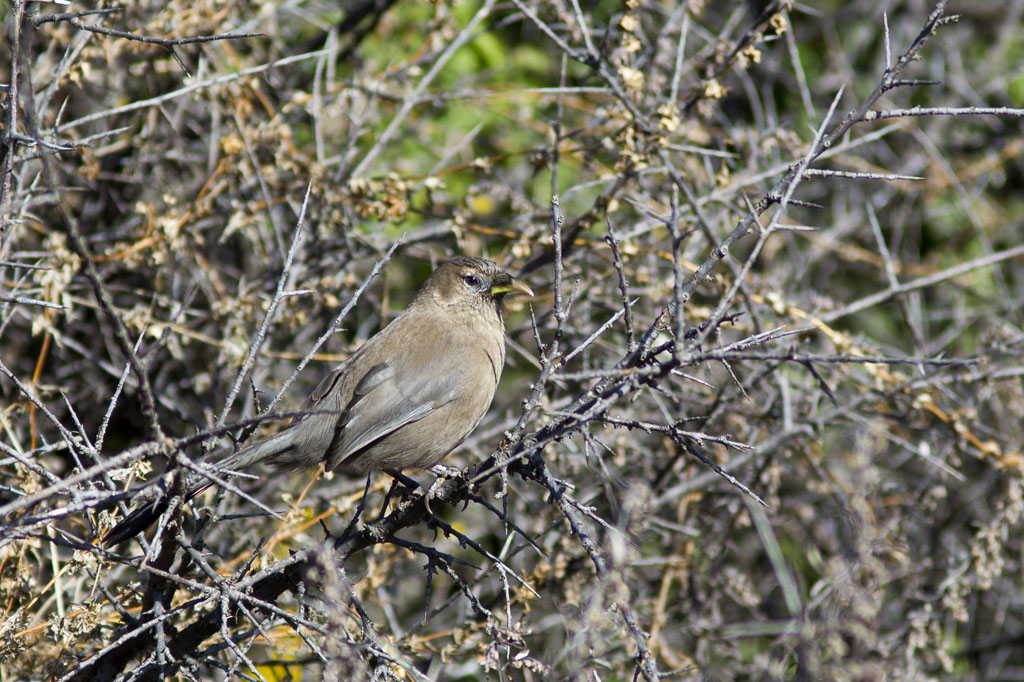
left=103, top=256, right=533, bottom=546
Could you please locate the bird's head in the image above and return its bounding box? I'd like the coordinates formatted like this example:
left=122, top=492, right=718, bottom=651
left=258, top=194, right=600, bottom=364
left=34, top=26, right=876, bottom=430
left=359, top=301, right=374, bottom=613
left=421, top=256, right=533, bottom=314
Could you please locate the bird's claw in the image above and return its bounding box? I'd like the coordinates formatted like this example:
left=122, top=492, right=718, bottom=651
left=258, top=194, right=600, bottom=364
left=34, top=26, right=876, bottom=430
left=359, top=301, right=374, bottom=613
left=423, top=464, right=460, bottom=517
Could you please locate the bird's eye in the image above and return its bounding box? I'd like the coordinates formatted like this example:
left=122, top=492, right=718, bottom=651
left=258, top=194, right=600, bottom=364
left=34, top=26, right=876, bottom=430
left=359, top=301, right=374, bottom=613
left=462, top=274, right=480, bottom=287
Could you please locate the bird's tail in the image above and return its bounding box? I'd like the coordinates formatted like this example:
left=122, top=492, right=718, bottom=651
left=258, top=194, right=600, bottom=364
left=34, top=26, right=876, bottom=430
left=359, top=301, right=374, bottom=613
left=101, top=497, right=171, bottom=547
left=102, top=432, right=295, bottom=547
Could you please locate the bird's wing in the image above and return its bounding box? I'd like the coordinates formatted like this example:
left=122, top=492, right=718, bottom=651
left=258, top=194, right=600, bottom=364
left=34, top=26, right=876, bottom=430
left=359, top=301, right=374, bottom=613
left=307, top=357, right=352, bottom=405
left=324, top=353, right=466, bottom=470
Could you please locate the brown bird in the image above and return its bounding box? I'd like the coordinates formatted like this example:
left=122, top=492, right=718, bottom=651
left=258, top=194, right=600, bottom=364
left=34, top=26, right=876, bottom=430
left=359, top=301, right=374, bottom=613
left=104, top=256, right=533, bottom=546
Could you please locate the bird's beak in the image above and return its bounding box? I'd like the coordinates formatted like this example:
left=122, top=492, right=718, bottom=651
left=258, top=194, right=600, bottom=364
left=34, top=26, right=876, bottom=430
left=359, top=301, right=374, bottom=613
left=490, top=275, right=533, bottom=299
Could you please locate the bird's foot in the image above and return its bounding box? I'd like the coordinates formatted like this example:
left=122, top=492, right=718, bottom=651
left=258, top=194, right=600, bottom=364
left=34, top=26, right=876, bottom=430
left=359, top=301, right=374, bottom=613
left=423, top=464, right=461, bottom=517
left=428, top=463, right=460, bottom=478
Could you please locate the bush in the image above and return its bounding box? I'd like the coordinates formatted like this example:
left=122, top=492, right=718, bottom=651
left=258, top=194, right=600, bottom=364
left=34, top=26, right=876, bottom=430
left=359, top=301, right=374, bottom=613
left=1, top=1, right=1022, bottom=680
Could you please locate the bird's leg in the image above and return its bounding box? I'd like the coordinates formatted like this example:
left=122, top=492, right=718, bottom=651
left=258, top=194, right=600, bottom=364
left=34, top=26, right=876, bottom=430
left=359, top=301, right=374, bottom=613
left=377, top=478, right=400, bottom=521
left=378, top=470, right=418, bottom=520
left=334, top=472, right=374, bottom=545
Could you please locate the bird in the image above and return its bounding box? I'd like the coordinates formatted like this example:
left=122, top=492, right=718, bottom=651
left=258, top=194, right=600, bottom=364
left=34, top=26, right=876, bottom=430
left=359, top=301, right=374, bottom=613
left=103, top=256, right=533, bottom=546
